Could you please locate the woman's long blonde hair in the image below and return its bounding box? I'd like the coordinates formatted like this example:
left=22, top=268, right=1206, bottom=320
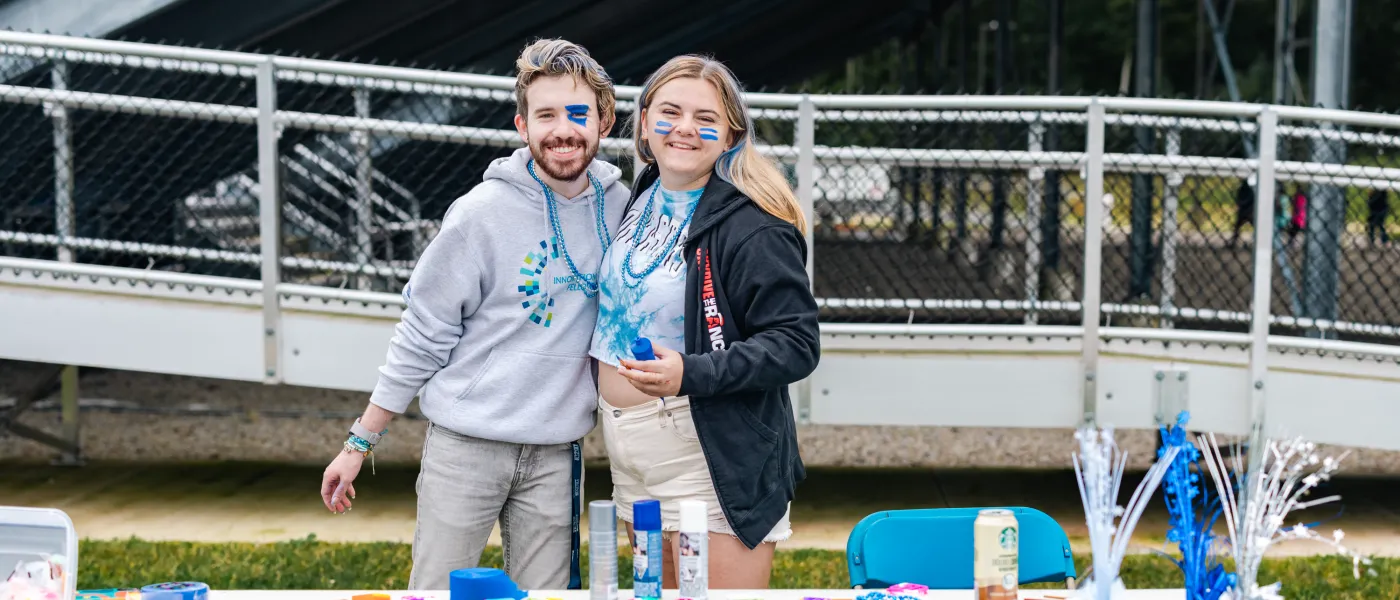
left=633, top=55, right=807, bottom=233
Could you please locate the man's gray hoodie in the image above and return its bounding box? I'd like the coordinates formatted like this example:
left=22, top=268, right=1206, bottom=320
left=370, top=147, right=630, bottom=444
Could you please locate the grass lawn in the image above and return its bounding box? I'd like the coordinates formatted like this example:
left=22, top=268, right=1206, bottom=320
left=78, top=538, right=1395, bottom=599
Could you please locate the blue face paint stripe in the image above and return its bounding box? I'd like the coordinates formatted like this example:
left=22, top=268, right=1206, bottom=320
left=699, top=127, right=720, bottom=141
left=654, top=120, right=674, bottom=135
left=565, top=104, right=588, bottom=127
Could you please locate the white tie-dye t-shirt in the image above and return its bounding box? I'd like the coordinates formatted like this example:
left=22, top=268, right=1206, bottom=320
left=589, top=180, right=703, bottom=367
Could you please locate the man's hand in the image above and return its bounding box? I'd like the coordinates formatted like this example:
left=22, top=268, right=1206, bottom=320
left=618, top=343, right=685, bottom=397
left=322, top=404, right=392, bottom=514
left=321, top=449, right=364, bottom=514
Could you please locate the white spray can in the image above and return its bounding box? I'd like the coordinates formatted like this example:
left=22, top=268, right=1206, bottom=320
left=677, top=500, right=709, bottom=600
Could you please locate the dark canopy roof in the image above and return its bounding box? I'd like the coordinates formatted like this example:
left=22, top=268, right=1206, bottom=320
left=112, top=0, right=952, bottom=87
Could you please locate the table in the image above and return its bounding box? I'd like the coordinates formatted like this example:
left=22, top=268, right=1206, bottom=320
left=210, top=589, right=1188, bottom=600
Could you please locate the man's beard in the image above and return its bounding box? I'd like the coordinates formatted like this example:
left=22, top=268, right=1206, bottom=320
left=529, top=133, right=599, bottom=183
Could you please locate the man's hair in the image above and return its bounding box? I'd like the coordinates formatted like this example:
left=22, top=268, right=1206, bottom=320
left=515, top=38, right=616, bottom=130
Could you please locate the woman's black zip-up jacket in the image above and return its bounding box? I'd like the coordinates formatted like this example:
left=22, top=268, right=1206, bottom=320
left=623, top=164, right=821, bottom=549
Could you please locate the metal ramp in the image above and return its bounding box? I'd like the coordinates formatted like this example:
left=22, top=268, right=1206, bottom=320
left=3, top=257, right=1398, bottom=459
left=178, top=136, right=433, bottom=277
left=2, top=33, right=1398, bottom=465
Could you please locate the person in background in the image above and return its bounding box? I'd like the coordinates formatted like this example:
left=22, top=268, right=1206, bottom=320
left=1232, top=175, right=1257, bottom=249
left=318, top=38, right=630, bottom=591
left=1275, top=183, right=1291, bottom=235
left=588, top=54, right=820, bottom=589
left=1368, top=187, right=1391, bottom=246
left=1288, top=188, right=1308, bottom=245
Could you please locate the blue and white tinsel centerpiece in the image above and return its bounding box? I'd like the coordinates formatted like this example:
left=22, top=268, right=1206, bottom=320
left=1156, top=411, right=1234, bottom=600
left=1071, top=423, right=1180, bottom=600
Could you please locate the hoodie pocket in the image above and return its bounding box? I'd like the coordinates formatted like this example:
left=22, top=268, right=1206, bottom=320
left=452, top=349, right=592, bottom=409
left=452, top=348, right=499, bottom=402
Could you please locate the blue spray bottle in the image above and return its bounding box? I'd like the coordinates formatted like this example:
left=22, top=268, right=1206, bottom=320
left=630, top=337, right=656, bottom=361
left=631, top=338, right=667, bottom=411
left=632, top=499, right=663, bottom=600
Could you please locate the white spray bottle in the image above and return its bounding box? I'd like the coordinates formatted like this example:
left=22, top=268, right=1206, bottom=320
left=677, top=500, right=709, bottom=600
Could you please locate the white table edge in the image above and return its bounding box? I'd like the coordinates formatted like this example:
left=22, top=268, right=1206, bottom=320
left=207, top=589, right=1188, bottom=600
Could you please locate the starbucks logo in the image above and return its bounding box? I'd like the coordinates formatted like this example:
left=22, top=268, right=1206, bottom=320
left=999, top=527, right=1018, bottom=550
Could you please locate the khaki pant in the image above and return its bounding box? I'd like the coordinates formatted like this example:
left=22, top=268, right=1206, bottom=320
left=408, top=423, right=581, bottom=590
left=598, top=396, right=791, bottom=542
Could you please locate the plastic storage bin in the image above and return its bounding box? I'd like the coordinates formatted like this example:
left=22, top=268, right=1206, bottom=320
left=0, top=506, right=79, bottom=600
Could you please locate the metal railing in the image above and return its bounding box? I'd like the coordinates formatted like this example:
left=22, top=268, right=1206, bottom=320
left=2, top=33, right=1399, bottom=364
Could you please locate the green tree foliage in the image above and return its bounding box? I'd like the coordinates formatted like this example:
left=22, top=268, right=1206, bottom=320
left=796, top=0, right=1400, bottom=112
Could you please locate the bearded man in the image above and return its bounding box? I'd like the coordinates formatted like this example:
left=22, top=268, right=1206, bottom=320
left=318, top=38, right=629, bottom=591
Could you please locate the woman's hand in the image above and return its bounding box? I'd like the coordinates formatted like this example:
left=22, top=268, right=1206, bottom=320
left=321, top=448, right=364, bottom=514
left=619, top=344, right=684, bottom=397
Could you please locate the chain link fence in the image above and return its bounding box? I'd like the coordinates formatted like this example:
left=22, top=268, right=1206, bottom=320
left=809, top=109, right=1084, bottom=325
left=1, top=47, right=265, bottom=277
left=1268, top=119, right=1400, bottom=342
left=0, top=43, right=640, bottom=288
left=1097, top=115, right=1257, bottom=331
left=2, top=35, right=1399, bottom=345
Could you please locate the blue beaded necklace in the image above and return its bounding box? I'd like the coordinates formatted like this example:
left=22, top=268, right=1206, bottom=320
left=621, top=181, right=702, bottom=289
left=526, top=159, right=610, bottom=299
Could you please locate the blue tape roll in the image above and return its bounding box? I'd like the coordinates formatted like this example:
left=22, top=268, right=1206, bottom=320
left=140, top=582, right=209, bottom=600
left=450, top=568, right=526, bottom=600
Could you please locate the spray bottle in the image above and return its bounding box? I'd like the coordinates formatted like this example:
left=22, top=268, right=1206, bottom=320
left=630, top=338, right=657, bottom=362
left=588, top=500, right=618, bottom=600
left=631, top=337, right=670, bottom=413
left=632, top=499, right=663, bottom=600
left=677, top=500, right=709, bottom=600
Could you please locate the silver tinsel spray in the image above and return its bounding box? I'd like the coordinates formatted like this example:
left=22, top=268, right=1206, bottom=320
left=1196, top=433, right=1375, bottom=600
left=1071, top=424, right=1181, bottom=600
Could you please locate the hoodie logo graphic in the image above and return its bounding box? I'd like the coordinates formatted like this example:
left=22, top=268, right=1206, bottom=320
left=697, top=248, right=726, bottom=351
left=519, top=238, right=559, bottom=327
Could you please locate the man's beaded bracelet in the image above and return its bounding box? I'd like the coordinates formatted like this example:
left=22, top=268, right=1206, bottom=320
left=345, top=434, right=374, bottom=454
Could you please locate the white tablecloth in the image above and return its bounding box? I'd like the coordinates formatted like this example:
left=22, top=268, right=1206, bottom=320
left=210, top=589, right=1187, bottom=600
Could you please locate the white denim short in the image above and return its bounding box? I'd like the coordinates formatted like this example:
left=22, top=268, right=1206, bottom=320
left=598, top=395, right=792, bottom=543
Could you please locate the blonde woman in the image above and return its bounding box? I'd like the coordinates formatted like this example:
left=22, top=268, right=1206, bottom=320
left=587, top=55, right=820, bottom=588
